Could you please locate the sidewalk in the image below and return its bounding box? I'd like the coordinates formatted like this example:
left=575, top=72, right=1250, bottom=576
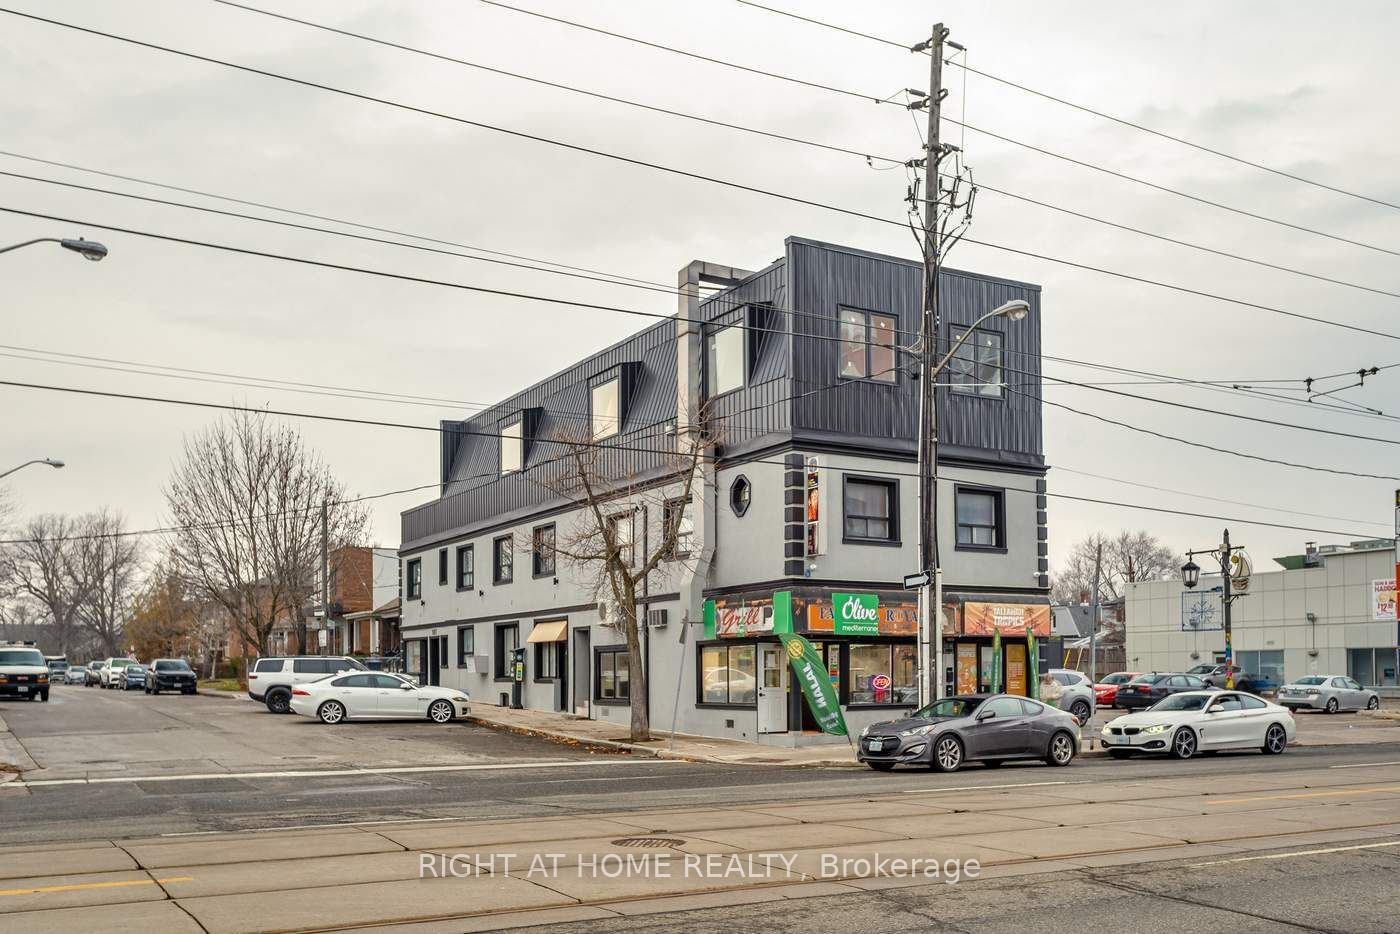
left=0, top=712, right=37, bottom=782
left=464, top=704, right=870, bottom=767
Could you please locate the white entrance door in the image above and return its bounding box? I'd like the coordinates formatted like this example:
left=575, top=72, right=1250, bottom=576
left=758, top=645, right=787, bottom=734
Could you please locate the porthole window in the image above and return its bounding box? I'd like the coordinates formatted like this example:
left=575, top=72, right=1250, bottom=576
left=730, top=475, right=752, bottom=517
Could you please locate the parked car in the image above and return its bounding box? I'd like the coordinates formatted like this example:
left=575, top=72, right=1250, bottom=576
left=63, top=666, right=88, bottom=684
left=0, top=643, right=51, bottom=702
left=289, top=672, right=470, bottom=724
left=146, top=659, right=199, bottom=695
left=85, top=660, right=106, bottom=686
left=45, top=657, right=69, bottom=681
left=857, top=694, right=1080, bottom=772
left=99, top=657, right=138, bottom=689
left=1195, top=663, right=1248, bottom=689
left=1047, top=668, right=1097, bottom=724
left=1277, top=675, right=1379, bottom=713
left=1101, top=690, right=1295, bottom=760
left=247, top=656, right=368, bottom=713
left=1093, top=671, right=1142, bottom=708
left=1116, top=672, right=1211, bottom=709
left=120, top=664, right=148, bottom=691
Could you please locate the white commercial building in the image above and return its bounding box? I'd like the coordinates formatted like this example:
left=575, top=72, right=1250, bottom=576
left=1125, top=539, right=1400, bottom=693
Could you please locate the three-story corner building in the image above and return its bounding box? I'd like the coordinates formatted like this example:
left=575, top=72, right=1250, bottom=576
left=399, top=236, right=1049, bottom=746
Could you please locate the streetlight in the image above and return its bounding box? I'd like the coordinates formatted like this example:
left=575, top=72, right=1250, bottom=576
left=1181, top=558, right=1201, bottom=590
left=1181, top=531, right=1244, bottom=688
left=917, top=297, right=1035, bottom=705
left=0, top=458, right=65, bottom=481
left=0, top=237, right=108, bottom=261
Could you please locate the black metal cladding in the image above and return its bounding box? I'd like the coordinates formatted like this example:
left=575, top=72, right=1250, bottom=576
left=401, top=237, right=1041, bottom=551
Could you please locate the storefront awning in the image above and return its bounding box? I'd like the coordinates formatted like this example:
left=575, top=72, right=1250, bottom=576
left=526, top=620, right=568, bottom=644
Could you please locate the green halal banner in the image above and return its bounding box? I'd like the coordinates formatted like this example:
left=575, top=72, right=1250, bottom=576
left=778, top=632, right=848, bottom=737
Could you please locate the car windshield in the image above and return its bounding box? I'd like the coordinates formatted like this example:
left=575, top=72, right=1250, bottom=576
left=1150, top=693, right=1210, bottom=712
left=110, top=659, right=135, bottom=669
left=911, top=697, right=984, bottom=719
left=0, top=649, right=45, bottom=666
left=1186, top=664, right=1214, bottom=674
left=1103, top=673, right=1133, bottom=684
left=155, top=661, right=192, bottom=672
left=1293, top=676, right=1327, bottom=686
left=1128, top=673, right=1159, bottom=684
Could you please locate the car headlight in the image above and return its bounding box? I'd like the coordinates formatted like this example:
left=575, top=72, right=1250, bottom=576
left=899, top=723, right=937, bottom=737
left=453, top=696, right=470, bottom=703
left=1140, top=724, right=1171, bottom=735
left=860, top=725, right=871, bottom=738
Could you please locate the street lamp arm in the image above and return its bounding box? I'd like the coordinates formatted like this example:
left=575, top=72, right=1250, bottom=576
left=0, top=458, right=65, bottom=480
left=929, top=306, right=1016, bottom=377
left=0, top=238, right=59, bottom=255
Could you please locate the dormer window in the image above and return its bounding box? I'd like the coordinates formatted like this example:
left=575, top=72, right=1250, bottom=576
left=706, top=325, right=744, bottom=397
left=500, top=420, right=523, bottom=475
left=591, top=378, right=620, bottom=440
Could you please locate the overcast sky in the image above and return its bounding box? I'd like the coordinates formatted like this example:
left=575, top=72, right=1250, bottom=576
left=2, top=0, right=1398, bottom=578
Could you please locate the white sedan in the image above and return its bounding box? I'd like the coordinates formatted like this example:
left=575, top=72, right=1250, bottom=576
left=290, top=672, right=470, bottom=724
left=1100, top=690, right=1296, bottom=760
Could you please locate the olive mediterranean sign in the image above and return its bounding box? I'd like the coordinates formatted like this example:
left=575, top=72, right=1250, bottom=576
left=832, top=592, right=880, bottom=636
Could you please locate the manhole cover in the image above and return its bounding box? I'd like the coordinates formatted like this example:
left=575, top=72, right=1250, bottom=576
left=611, top=837, right=685, bottom=848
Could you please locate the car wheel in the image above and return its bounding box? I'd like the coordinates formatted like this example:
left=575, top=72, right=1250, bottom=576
left=1170, top=727, right=1197, bottom=760
left=265, top=690, right=292, bottom=714
left=317, top=700, right=346, bottom=724
left=1070, top=700, right=1091, bottom=725
left=1263, top=723, right=1288, bottom=755
left=1108, top=749, right=1133, bottom=760
left=1046, top=730, right=1076, bottom=767
left=39, top=691, right=49, bottom=702
left=931, top=735, right=964, bottom=772
left=1368, top=696, right=1381, bottom=711
left=1325, top=697, right=1339, bottom=714
left=866, top=761, right=896, bottom=772
left=428, top=699, right=455, bottom=724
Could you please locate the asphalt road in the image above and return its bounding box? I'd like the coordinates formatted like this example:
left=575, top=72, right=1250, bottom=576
left=6, top=683, right=1400, bottom=846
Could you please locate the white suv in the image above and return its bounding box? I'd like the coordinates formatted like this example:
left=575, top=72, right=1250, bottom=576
left=1048, top=668, right=1098, bottom=725
left=99, top=657, right=138, bottom=689
left=248, top=656, right=367, bottom=713
left=0, top=643, right=51, bottom=702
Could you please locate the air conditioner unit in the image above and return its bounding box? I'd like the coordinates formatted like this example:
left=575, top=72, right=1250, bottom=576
left=647, top=609, right=669, bottom=628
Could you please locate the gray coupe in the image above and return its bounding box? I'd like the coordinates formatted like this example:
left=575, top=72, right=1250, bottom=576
left=857, top=694, right=1080, bottom=772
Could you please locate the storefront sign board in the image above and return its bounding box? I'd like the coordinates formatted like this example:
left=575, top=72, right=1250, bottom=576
left=962, top=602, right=1051, bottom=637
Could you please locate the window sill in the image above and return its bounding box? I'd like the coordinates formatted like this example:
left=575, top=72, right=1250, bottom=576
left=493, top=578, right=514, bottom=586
left=593, top=697, right=631, bottom=706
left=842, top=536, right=903, bottom=547
left=533, top=676, right=559, bottom=684
left=532, top=571, right=557, bottom=580
left=954, top=544, right=1008, bottom=554
left=836, top=374, right=898, bottom=386
left=695, top=701, right=758, bottom=710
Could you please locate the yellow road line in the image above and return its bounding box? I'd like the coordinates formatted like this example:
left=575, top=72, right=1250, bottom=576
left=1208, top=786, right=1400, bottom=805
left=0, top=876, right=192, bottom=897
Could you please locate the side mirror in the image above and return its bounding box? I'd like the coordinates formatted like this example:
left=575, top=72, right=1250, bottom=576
left=401, top=683, right=415, bottom=690
left=976, top=710, right=997, bottom=721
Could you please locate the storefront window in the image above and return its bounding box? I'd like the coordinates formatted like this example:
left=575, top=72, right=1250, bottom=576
left=848, top=643, right=916, bottom=705
left=699, top=643, right=757, bottom=705
left=597, top=648, right=629, bottom=702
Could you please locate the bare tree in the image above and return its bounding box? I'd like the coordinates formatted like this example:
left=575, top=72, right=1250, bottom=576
left=1052, top=529, right=1178, bottom=604
left=164, top=411, right=368, bottom=663
left=543, top=425, right=713, bottom=742
left=1, top=514, right=97, bottom=655
left=74, top=510, right=142, bottom=656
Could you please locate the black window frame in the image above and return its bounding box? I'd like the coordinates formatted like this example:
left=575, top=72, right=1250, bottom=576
left=948, top=326, right=1006, bottom=399
left=455, top=544, right=474, bottom=591
left=405, top=558, right=422, bottom=600
left=594, top=646, right=631, bottom=705
left=533, top=638, right=561, bottom=682
left=457, top=625, right=474, bottom=666
left=705, top=322, right=747, bottom=399
left=841, top=474, right=899, bottom=545
left=836, top=307, right=899, bottom=384
left=437, top=548, right=448, bottom=586
left=695, top=640, right=759, bottom=709
left=493, top=535, right=514, bottom=585
left=493, top=622, right=519, bottom=681
left=954, top=484, right=1006, bottom=553
left=532, top=524, right=556, bottom=578
left=729, top=475, right=752, bottom=518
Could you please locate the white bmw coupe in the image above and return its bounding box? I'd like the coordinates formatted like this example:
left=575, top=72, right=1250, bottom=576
left=1100, top=690, right=1296, bottom=760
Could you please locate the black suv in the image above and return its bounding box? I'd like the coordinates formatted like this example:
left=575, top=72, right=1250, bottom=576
left=146, top=659, right=198, bottom=695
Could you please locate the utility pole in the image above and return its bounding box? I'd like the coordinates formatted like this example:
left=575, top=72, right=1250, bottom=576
left=1220, top=528, right=1234, bottom=689
left=1089, top=541, right=1102, bottom=684
left=916, top=23, right=947, bottom=706
left=320, top=498, right=329, bottom=656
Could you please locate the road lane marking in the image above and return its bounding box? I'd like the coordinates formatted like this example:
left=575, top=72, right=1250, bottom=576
left=901, top=780, right=1089, bottom=794
left=0, top=876, right=192, bottom=897
left=17, top=758, right=687, bottom=788
left=1330, top=760, right=1400, bottom=769
left=1191, top=840, right=1400, bottom=866
left=1206, top=785, right=1400, bottom=805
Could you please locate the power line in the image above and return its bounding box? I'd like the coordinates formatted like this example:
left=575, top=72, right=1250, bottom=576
left=211, top=1, right=906, bottom=165
left=0, top=377, right=1381, bottom=542
left=9, top=9, right=1398, bottom=345
left=727, top=0, right=1400, bottom=212
left=945, top=115, right=1400, bottom=259
left=473, top=0, right=903, bottom=106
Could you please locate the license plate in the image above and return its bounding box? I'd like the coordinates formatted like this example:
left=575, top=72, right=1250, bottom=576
left=18, top=685, right=28, bottom=693
left=868, top=740, right=884, bottom=751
